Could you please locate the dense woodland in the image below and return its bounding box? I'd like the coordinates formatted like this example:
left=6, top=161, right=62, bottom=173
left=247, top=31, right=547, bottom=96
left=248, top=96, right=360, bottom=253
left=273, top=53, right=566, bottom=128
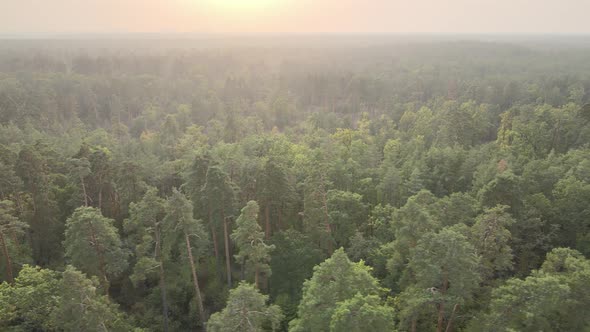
left=1, top=37, right=590, bottom=331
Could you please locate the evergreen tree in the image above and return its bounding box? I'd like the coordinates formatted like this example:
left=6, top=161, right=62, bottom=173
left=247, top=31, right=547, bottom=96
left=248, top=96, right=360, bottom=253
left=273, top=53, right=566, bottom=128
left=289, top=248, right=383, bottom=332
left=63, top=206, right=129, bottom=295
left=231, top=201, right=275, bottom=288
left=163, top=188, right=209, bottom=327
left=208, top=282, right=283, bottom=332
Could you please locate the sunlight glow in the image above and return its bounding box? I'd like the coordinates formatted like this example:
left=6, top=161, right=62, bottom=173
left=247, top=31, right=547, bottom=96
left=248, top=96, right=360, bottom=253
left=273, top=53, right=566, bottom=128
left=200, top=0, right=282, bottom=13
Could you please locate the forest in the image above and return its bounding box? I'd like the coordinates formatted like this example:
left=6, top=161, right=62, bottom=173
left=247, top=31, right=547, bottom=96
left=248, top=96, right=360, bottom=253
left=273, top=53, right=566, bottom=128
left=1, top=36, right=590, bottom=331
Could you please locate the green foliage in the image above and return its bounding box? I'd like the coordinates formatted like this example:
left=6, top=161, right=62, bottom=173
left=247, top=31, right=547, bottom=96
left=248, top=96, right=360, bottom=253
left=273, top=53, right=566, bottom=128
left=208, top=282, right=283, bottom=332
left=471, top=205, right=514, bottom=279
left=63, top=206, right=129, bottom=292
left=2, top=39, right=590, bottom=331
left=0, top=265, right=137, bottom=331
left=231, top=201, right=275, bottom=285
left=477, top=248, right=590, bottom=331
left=399, top=228, right=481, bottom=331
left=329, top=293, right=396, bottom=332
left=290, top=248, right=383, bottom=332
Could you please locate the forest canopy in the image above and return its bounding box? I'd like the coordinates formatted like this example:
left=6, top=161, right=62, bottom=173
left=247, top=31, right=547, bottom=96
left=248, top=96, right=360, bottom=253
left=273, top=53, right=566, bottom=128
left=1, top=36, right=590, bottom=331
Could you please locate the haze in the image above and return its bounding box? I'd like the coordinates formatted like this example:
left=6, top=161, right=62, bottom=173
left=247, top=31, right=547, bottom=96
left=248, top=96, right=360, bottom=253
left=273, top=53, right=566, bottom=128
left=1, top=0, right=590, bottom=35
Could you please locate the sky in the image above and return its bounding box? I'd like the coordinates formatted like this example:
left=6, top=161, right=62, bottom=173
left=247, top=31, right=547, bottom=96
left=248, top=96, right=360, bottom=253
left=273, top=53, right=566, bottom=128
left=1, top=0, right=589, bottom=35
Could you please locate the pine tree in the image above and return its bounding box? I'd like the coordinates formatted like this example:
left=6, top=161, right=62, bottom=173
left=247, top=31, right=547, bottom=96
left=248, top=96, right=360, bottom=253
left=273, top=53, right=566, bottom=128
left=231, top=201, right=275, bottom=288
left=63, top=206, right=129, bottom=296
left=163, top=188, right=209, bottom=327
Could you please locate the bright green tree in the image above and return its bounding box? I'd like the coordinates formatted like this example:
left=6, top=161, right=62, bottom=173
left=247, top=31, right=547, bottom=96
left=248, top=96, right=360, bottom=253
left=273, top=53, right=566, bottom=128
left=402, top=228, right=481, bottom=332
left=54, top=266, right=137, bottom=332
left=0, top=265, right=136, bottom=332
left=63, top=206, right=129, bottom=296
left=329, top=293, right=395, bottom=332
left=208, top=282, right=283, bottom=332
left=471, top=205, right=514, bottom=280
left=231, top=201, right=275, bottom=288
left=124, top=187, right=170, bottom=331
left=289, top=248, right=383, bottom=332
left=202, top=165, right=237, bottom=288
left=0, top=200, right=28, bottom=283
left=163, top=188, right=209, bottom=327
left=326, top=190, right=366, bottom=248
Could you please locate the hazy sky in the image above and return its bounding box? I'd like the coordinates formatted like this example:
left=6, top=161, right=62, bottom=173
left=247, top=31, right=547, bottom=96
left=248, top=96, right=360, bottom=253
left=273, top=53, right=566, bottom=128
left=1, top=0, right=589, bottom=35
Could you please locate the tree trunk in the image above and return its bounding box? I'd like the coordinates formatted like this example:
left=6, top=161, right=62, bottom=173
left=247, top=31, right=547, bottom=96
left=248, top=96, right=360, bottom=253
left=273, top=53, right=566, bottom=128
left=208, top=205, right=219, bottom=259
left=321, top=186, right=333, bottom=255
left=437, top=274, right=449, bottom=332
left=80, top=175, right=88, bottom=207
left=265, top=203, right=271, bottom=240
left=0, top=233, right=14, bottom=284
left=410, top=318, right=417, bottom=332
left=277, top=204, right=283, bottom=231
left=254, top=265, right=259, bottom=289
left=155, top=228, right=169, bottom=332
left=209, top=204, right=223, bottom=284
left=98, top=186, right=103, bottom=210
left=445, top=304, right=459, bottom=332
left=437, top=303, right=445, bottom=332
left=89, top=220, right=110, bottom=296
left=185, top=233, right=206, bottom=328
left=222, top=211, right=232, bottom=288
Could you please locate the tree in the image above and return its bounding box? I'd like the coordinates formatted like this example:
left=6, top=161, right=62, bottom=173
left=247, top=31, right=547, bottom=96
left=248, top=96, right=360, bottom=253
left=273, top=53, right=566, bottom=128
left=402, top=228, right=481, bottom=332
left=208, top=282, right=283, bottom=332
left=0, top=265, right=60, bottom=331
left=0, top=200, right=28, bottom=283
left=0, top=265, right=135, bottom=331
left=256, top=157, right=292, bottom=239
left=269, top=230, right=324, bottom=326
left=124, top=187, right=170, bottom=331
left=326, top=190, right=366, bottom=248
left=387, top=190, right=439, bottom=289
left=63, top=206, right=129, bottom=295
left=69, top=157, right=91, bottom=206
left=202, top=165, right=236, bottom=288
left=231, top=201, right=275, bottom=288
left=470, top=205, right=514, bottom=280
left=54, top=266, right=136, bottom=332
left=329, top=293, right=395, bottom=332
left=163, top=188, right=209, bottom=327
left=476, top=248, right=590, bottom=332
left=289, top=248, right=383, bottom=332
left=15, top=143, right=61, bottom=266
left=303, top=167, right=333, bottom=254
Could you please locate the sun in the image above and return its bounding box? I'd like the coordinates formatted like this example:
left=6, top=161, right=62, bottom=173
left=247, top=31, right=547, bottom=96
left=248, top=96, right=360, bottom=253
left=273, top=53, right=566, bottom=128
left=200, top=0, right=279, bottom=12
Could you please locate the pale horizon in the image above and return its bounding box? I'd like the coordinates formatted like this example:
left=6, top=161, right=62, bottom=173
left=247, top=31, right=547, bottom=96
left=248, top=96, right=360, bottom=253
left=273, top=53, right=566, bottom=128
left=2, top=0, right=590, bottom=35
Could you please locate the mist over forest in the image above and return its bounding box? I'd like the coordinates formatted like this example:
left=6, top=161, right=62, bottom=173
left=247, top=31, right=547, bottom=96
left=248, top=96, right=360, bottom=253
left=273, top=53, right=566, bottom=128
left=1, top=36, right=590, bottom=331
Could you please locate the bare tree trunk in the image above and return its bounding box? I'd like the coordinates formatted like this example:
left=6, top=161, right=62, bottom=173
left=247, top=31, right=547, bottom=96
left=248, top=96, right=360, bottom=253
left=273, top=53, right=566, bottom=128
left=437, top=303, right=445, bottom=332
left=321, top=185, right=333, bottom=255
left=265, top=203, right=271, bottom=240
left=80, top=175, right=88, bottom=206
left=222, top=211, right=232, bottom=288
left=277, top=204, right=283, bottom=231
left=98, top=186, right=103, bottom=210
left=411, top=318, right=417, bottom=332
left=209, top=204, right=223, bottom=284
left=155, top=228, right=169, bottom=332
left=185, top=233, right=206, bottom=328
left=88, top=220, right=109, bottom=296
left=0, top=233, right=14, bottom=283
left=254, top=265, right=259, bottom=289
left=437, top=274, right=449, bottom=332
left=210, top=225, right=219, bottom=259
left=445, top=304, right=459, bottom=332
